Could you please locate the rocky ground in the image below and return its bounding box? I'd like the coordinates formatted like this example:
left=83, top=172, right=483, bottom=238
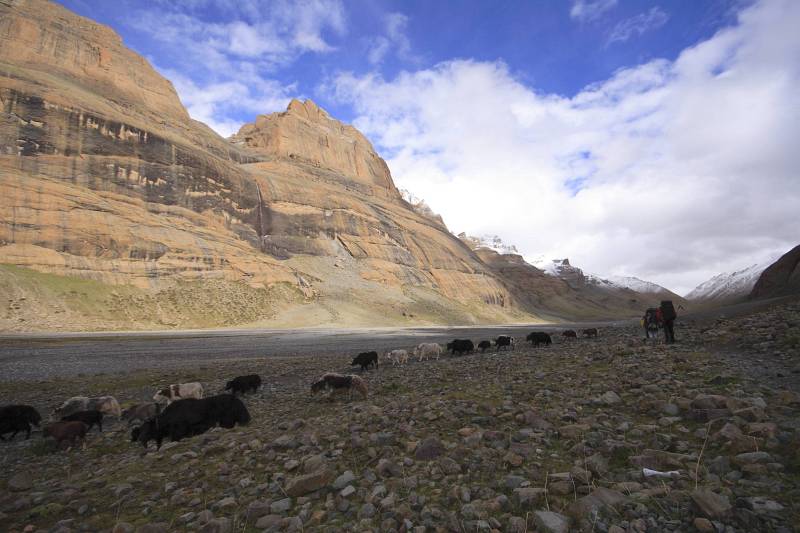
left=1, top=299, right=799, bottom=533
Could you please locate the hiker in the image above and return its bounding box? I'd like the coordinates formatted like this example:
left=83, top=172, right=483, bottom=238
left=642, top=307, right=660, bottom=340
left=660, top=300, right=677, bottom=344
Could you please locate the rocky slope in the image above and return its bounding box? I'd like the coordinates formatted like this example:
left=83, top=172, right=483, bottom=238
left=1, top=299, right=799, bottom=531
left=0, top=0, right=538, bottom=331
left=750, top=244, right=800, bottom=300
left=686, top=263, right=769, bottom=305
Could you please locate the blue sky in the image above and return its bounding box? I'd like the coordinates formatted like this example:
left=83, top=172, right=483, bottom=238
left=59, top=0, right=744, bottom=128
left=55, top=0, right=799, bottom=294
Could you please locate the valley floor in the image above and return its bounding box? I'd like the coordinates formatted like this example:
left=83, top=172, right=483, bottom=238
left=1, top=300, right=799, bottom=532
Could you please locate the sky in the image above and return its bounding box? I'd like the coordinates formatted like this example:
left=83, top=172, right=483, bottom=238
left=58, top=0, right=800, bottom=295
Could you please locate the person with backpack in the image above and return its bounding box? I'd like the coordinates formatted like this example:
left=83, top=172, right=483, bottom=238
left=659, top=300, right=677, bottom=344
left=642, top=307, right=660, bottom=340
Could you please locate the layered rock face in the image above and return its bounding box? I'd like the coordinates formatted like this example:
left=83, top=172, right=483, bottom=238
left=750, top=244, right=800, bottom=300
left=0, top=0, right=524, bottom=329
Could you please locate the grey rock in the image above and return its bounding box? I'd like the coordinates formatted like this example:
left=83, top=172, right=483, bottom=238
left=533, top=510, right=570, bottom=533
left=270, top=498, right=293, bottom=514
left=332, top=470, right=355, bottom=490
left=415, top=436, right=445, bottom=460
left=8, top=472, right=32, bottom=492
left=691, top=490, right=731, bottom=518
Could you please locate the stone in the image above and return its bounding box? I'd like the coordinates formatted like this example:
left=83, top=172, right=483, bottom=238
left=136, top=524, right=168, bottom=533
left=601, top=391, right=622, bottom=404
left=284, top=469, right=334, bottom=497
left=112, top=524, right=134, bottom=533
left=533, top=510, right=570, bottom=533
left=691, top=490, right=731, bottom=518
left=254, top=515, right=282, bottom=529
left=270, top=498, right=293, bottom=514
left=734, top=451, right=772, bottom=465
left=513, top=487, right=546, bottom=507
left=693, top=518, right=715, bottom=532
left=569, top=488, right=627, bottom=519
left=8, top=472, right=32, bottom=492
left=415, top=437, right=446, bottom=460
left=332, top=470, right=355, bottom=490
left=742, top=496, right=784, bottom=513
left=198, top=518, right=231, bottom=533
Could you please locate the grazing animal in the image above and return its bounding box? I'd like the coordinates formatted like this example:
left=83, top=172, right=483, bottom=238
left=446, top=339, right=474, bottom=356
left=121, top=403, right=159, bottom=426
left=225, top=375, right=262, bottom=395
left=55, top=396, right=121, bottom=418
left=477, top=340, right=492, bottom=353
left=582, top=328, right=598, bottom=338
left=385, top=349, right=409, bottom=366
left=0, top=405, right=42, bottom=441
left=413, top=343, right=442, bottom=362
left=562, top=330, right=578, bottom=339
left=135, top=394, right=250, bottom=449
left=61, top=410, right=103, bottom=432
left=310, top=373, right=368, bottom=401
left=153, top=382, right=204, bottom=404
left=495, top=335, right=515, bottom=351
left=351, top=351, right=379, bottom=371
left=44, top=421, right=88, bottom=448
left=526, top=332, right=552, bottom=346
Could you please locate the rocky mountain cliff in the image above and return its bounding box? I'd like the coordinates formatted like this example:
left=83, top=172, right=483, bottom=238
left=750, top=244, right=800, bottom=300
left=0, top=0, right=533, bottom=331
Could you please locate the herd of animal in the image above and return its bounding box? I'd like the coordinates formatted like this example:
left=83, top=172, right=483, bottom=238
left=0, top=328, right=599, bottom=451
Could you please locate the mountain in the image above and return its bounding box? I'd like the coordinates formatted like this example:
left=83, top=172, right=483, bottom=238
left=0, top=0, right=691, bottom=331
left=686, top=263, right=769, bottom=304
left=750, top=244, right=800, bottom=300
left=0, top=0, right=530, bottom=330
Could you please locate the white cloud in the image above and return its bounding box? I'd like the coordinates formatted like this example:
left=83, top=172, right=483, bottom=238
left=570, top=0, right=618, bottom=22
left=326, top=0, right=800, bottom=294
left=164, top=69, right=296, bottom=137
left=368, top=12, right=413, bottom=65
left=607, top=7, right=669, bottom=44
left=126, top=0, right=346, bottom=135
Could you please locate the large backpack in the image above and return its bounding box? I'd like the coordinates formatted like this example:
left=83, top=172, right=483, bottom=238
left=660, top=300, right=677, bottom=321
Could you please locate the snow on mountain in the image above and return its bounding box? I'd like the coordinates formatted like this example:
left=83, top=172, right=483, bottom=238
left=531, top=258, right=674, bottom=295
left=459, top=233, right=519, bottom=255
left=399, top=188, right=444, bottom=225
left=606, top=275, right=668, bottom=294
left=686, top=262, right=770, bottom=302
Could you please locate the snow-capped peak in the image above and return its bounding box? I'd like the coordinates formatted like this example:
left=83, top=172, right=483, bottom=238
left=605, top=275, right=667, bottom=294
left=686, top=262, right=770, bottom=301
left=459, top=233, right=519, bottom=255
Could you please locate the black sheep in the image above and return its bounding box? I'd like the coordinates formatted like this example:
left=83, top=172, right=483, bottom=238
left=446, top=339, right=474, bottom=355
left=135, top=394, right=250, bottom=449
left=225, top=374, right=262, bottom=396
left=351, top=351, right=379, bottom=371
left=477, top=340, right=492, bottom=353
left=0, top=404, right=42, bottom=441
left=61, top=410, right=104, bottom=432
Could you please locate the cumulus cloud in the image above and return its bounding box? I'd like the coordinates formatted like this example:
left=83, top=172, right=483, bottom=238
left=570, top=0, right=618, bottom=22
left=127, top=0, right=346, bottom=135
left=326, top=0, right=800, bottom=294
left=607, top=7, right=669, bottom=44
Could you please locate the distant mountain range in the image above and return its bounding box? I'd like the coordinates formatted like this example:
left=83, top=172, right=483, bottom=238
left=686, top=262, right=771, bottom=304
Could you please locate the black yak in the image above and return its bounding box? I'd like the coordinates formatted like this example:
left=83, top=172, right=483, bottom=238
left=61, top=410, right=103, bottom=432
left=0, top=404, right=42, bottom=441
left=446, top=339, right=474, bottom=355
left=225, top=374, right=262, bottom=395
left=526, top=332, right=552, bottom=346
left=351, top=351, right=379, bottom=371
left=134, top=394, right=250, bottom=449
left=311, top=373, right=368, bottom=401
